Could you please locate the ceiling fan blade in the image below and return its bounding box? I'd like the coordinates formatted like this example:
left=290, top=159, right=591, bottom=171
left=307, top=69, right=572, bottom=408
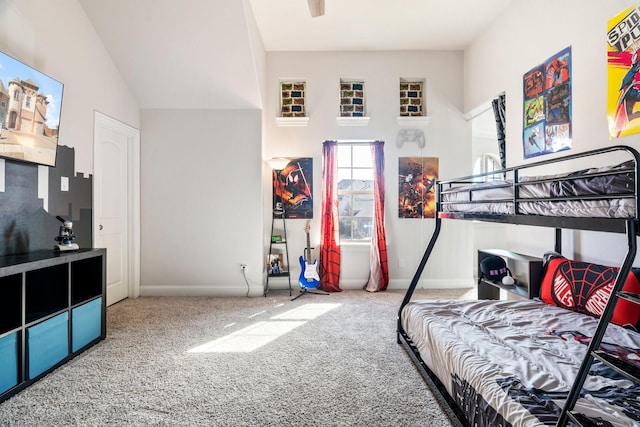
left=307, top=0, right=325, bottom=17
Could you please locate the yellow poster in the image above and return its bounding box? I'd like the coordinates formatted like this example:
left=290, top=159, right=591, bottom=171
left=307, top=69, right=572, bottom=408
left=607, top=3, right=640, bottom=138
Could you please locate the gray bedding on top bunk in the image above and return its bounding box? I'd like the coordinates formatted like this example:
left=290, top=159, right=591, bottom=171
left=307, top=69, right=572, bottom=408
left=440, top=161, right=636, bottom=218
left=401, top=298, right=640, bottom=427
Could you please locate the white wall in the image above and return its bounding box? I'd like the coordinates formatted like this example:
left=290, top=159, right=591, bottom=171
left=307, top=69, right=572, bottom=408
left=0, top=0, right=267, bottom=299
left=0, top=0, right=139, bottom=175
left=465, top=0, right=640, bottom=267
left=265, top=51, right=475, bottom=290
left=140, top=109, right=264, bottom=296
left=136, top=0, right=267, bottom=297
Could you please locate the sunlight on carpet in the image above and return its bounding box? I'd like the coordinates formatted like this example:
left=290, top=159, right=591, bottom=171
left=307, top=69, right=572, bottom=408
left=272, top=303, right=341, bottom=320
left=188, top=303, right=341, bottom=353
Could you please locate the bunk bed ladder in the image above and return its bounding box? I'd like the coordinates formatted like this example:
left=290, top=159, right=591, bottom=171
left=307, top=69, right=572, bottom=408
left=557, top=219, right=639, bottom=427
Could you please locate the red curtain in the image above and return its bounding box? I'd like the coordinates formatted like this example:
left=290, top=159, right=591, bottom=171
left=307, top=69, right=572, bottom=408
left=365, top=141, right=389, bottom=292
left=319, top=141, right=342, bottom=292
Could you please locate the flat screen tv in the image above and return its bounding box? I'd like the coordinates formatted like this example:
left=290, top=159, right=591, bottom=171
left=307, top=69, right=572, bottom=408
left=0, top=50, right=64, bottom=167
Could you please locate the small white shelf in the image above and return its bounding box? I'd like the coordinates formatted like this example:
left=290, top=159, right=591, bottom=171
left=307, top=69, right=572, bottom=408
left=336, top=117, right=370, bottom=127
left=275, top=117, right=309, bottom=127
left=397, top=116, right=431, bottom=127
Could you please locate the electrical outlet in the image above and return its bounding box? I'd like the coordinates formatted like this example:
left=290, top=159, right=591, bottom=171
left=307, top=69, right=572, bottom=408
left=240, top=264, right=247, bottom=272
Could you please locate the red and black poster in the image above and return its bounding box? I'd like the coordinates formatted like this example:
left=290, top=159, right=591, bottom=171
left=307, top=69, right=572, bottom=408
left=272, top=157, right=313, bottom=219
left=607, top=3, right=640, bottom=138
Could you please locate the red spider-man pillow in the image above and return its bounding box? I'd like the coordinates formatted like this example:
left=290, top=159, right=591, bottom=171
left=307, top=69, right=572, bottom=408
left=540, top=253, right=640, bottom=328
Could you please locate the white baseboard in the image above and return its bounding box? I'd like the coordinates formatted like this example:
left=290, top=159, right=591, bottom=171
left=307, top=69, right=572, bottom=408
left=140, top=285, right=266, bottom=298
left=336, top=278, right=475, bottom=290
left=139, top=277, right=475, bottom=298
left=388, top=278, right=475, bottom=290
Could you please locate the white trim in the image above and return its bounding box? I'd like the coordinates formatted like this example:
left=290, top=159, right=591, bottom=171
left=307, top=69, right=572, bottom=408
left=338, top=280, right=368, bottom=289
left=336, top=117, right=370, bottom=126
left=93, top=111, right=141, bottom=301
left=464, top=92, right=504, bottom=121
left=140, top=285, right=264, bottom=298
left=37, top=165, right=48, bottom=211
left=128, top=124, right=141, bottom=298
left=140, top=280, right=476, bottom=295
left=275, top=117, right=309, bottom=126
left=464, top=102, right=492, bottom=121
left=387, top=278, right=476, bottom=289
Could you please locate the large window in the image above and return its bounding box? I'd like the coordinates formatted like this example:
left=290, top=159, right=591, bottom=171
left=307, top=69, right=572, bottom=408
left=337, top=144, right=374, bottom=241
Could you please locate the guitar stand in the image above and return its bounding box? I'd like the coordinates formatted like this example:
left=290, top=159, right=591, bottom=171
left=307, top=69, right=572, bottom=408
left=291, top=287, right=329, bottom=301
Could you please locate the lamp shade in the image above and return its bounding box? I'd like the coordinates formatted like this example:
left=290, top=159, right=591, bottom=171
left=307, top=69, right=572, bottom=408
left=307, top=0, right=325, bottom=17
left=267, top=158, right=290, bottom=170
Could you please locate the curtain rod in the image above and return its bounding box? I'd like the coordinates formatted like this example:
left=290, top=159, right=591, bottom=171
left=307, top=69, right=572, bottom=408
left=333, top=140, right=383, bottom=146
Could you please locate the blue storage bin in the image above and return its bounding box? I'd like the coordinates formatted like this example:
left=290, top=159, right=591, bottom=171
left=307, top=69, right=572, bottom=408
left=27, top=312, right=69, bottom=379
left=0, top=332, right=18, bottom=394
left=72, top=297, right=102, bottom=352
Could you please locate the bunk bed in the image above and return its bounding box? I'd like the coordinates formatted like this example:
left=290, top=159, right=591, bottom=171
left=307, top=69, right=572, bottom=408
left=397, top=145, right=640, bottom=427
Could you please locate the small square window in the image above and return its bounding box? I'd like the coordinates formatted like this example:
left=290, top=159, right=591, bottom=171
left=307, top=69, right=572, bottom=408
left=280, top=81, right=306, bottom=117
left=400, top=79, right=425, bottom=116
left=340, top=80, right=365, bottom=117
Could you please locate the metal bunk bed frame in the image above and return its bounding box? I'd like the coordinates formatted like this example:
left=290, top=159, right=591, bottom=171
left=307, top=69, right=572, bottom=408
left=397, top=145, right=640, bottom=427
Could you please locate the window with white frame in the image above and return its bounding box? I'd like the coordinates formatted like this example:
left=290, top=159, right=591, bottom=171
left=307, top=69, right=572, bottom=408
left=337, top=144, right=374, bottom=241
left=473, top=153, right=501, bottom=181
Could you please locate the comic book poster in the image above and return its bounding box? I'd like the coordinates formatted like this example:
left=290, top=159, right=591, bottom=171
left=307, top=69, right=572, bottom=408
left=398, top=157, right=438, bottom=219
left=522, top=47, right=572, bottom=158
left=607, top=4, right=640, bottom=139
left=272, top=157, right=313, bottom=219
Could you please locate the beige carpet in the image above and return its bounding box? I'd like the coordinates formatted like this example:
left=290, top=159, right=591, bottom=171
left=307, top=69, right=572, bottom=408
left=0, top=287, right=475, bottom=426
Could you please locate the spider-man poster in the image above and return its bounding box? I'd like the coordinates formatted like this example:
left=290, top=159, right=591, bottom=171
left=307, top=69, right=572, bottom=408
left=522, top=47, right=572, bottom=158
left=607, top=3, right=640, bottom=139
left=272, top=157, right=313, bottom=219
left=398, top=157, right=438, bottom=218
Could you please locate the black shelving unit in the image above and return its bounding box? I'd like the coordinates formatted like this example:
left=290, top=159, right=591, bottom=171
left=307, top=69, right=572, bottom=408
left=265, top=213, right=292, bottom=296
left=0, top=248, right=106, bottom=402
left=477, top=249, right=543, bottom=300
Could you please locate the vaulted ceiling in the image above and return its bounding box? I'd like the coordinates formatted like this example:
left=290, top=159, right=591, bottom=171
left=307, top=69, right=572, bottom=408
left=78, top=0, right=511, bottom=110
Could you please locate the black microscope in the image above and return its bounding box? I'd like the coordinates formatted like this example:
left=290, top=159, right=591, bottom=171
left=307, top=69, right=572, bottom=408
left=54, top=216, right=79, bottom=252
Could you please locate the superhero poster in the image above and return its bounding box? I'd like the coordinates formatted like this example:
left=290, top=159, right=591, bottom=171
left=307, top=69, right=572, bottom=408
left=607, top=3, right=640, bottom=139
left=398, top=157, right=438, bottom=219
left=272, top=157, right=313, bottom=219
left=522, top=47, right=572, bottom=159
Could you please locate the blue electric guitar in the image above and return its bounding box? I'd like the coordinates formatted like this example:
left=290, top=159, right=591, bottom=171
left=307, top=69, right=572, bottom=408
left=299, top=220, right=321, bottom=289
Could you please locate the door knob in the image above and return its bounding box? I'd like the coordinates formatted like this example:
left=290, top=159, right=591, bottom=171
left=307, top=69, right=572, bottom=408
left=99, top=225, right=103, bottom=230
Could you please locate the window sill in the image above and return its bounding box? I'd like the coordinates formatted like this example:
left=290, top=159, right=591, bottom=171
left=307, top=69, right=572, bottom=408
left=276, top=117, right=309, bottom=127
left=336, top=117, right=370, bottom=127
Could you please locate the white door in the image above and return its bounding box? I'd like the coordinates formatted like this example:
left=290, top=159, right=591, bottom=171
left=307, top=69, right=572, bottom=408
left=93, top=112, right=140, bottom=306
